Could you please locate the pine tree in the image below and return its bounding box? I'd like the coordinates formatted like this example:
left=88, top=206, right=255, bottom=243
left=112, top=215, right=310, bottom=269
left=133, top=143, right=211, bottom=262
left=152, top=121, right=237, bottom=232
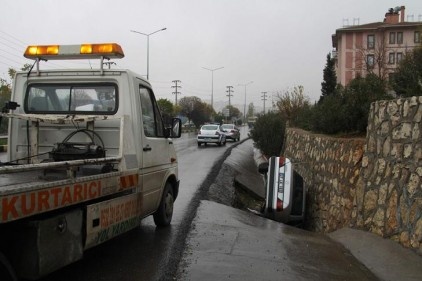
left=319, top=53, right=337, bottom=103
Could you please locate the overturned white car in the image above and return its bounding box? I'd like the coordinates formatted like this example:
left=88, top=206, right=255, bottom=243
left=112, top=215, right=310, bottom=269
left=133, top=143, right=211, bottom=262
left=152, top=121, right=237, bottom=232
left=259, top=156, right=306, bottom=225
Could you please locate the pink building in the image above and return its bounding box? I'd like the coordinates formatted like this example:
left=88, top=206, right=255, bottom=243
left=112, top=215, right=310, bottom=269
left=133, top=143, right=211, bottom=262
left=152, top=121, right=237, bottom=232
left=332, top=6, right=422, bottom=86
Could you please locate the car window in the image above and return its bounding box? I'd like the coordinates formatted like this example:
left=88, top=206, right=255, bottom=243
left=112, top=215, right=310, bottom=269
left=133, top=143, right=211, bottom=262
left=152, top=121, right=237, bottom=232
left=202, top=125, right=218, bottom=130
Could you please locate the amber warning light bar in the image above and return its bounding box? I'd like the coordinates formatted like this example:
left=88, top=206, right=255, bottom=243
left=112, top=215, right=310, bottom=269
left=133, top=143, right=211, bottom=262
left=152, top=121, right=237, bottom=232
left=24, top=43, right=125, bottom=60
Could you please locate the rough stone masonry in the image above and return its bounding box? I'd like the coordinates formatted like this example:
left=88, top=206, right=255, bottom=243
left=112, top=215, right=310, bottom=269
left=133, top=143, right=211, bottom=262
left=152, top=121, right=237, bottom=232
left=284, top=96, right=422, bottom=255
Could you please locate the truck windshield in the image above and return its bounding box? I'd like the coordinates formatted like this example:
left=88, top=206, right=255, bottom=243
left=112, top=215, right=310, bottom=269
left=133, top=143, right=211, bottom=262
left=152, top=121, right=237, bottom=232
left=24, top=83, right=118, bottom=114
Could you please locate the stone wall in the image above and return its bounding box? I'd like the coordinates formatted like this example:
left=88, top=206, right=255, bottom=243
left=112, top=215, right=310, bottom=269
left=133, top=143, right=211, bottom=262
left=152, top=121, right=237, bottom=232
left=283, top=129, right=365, bottom=232
left=359, top=97, right=422, bottom=253
left=283, top=96, right=422, bottom=254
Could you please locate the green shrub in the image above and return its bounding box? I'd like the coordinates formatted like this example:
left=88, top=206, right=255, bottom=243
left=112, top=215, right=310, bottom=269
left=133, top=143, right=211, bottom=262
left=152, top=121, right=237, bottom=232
left=249, top=112, right=285, bottom=157
left=311, top=93, right=348, bottom=134
left=309, top=74, right=392, bottom=135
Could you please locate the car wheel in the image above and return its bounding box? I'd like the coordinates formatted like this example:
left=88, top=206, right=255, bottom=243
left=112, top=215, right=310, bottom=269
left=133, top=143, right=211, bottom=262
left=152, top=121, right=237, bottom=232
left=198, top=142, right=201, bottom=147
left=153, top=183, right=174, bottom=227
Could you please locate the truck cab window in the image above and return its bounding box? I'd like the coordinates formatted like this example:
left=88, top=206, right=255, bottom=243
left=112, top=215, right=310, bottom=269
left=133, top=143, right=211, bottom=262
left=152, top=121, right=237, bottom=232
left=139, top=86, right=164, bottom=137
left=25, top=84, right=117, bottom=114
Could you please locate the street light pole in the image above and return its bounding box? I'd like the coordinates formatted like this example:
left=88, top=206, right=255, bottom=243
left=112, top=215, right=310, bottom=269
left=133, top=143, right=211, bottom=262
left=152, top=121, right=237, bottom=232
left=202, top=66, right=224, bottom=110
left=238, top=81, right=253, bottom=123
left=130, top=27, right=167, bottom=80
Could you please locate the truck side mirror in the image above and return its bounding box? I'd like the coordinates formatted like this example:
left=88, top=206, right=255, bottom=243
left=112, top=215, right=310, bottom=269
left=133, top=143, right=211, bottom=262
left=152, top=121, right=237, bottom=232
left=169, top=118, right=182, bottom=138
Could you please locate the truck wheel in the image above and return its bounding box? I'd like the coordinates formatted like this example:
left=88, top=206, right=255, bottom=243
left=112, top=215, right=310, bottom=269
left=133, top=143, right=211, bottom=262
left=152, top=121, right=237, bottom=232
left=0, top=252, right=17, bottom=281
left=153, top=183, right=174, bottom=227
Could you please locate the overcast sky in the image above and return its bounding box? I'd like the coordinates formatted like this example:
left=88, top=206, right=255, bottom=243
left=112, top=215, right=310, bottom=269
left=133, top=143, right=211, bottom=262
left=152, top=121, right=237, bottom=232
left=1, top=0, right=422, bottom=112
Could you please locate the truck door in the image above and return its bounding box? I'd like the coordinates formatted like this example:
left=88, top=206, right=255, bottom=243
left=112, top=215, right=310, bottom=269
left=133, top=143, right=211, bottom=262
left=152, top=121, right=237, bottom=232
left=138, top=86, right=171, bottom=214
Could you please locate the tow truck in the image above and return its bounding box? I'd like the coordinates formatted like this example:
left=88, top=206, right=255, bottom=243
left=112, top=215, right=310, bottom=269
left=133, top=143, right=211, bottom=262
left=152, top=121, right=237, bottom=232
left=0, top=43, right=182, bottom=280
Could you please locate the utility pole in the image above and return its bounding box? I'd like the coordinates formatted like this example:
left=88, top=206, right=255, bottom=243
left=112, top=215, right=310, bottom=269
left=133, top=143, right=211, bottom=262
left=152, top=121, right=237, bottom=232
left=172, top=80, right=181, bottom=106
left=261, top=92, right=267, bottom=114
left=226, top=86, right=234, bottom=107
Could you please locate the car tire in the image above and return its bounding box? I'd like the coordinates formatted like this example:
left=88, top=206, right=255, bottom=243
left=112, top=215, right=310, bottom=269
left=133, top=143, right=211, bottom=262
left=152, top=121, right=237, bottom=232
left=153, top=183, right=174, bottom=227
left=198, top=142, right=201, bottom=147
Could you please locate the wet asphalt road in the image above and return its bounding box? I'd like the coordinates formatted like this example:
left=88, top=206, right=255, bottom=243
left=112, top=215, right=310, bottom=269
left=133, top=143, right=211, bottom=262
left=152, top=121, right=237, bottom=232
left=23, top=127, right=249, bottom=281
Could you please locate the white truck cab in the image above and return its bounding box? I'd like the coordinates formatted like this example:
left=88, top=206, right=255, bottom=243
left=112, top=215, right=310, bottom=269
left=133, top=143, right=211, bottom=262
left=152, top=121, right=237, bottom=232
left=0, top=43, right=181, bottom=280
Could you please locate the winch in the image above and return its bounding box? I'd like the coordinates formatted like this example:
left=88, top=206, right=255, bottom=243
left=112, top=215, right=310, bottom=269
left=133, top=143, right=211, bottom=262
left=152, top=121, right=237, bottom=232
left=49, top=129, right=105, bottom=161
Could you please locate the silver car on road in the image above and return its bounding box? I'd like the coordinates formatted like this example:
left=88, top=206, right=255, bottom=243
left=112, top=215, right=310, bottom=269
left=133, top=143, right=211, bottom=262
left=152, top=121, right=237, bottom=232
left=221, top=124, right=240, bottom=142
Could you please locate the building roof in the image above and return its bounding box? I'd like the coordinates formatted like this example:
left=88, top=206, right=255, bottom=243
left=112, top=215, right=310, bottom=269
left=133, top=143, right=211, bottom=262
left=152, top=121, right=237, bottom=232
left=336, top=21, right=422, bottom=33
left=332, top=21, right=422, bottom=48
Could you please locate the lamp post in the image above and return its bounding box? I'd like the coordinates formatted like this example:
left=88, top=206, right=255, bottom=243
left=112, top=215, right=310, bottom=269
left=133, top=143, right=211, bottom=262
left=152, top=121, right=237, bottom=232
left=238, top=81, right=253, bottom=123
left=130, top=27, right=167, bottom=80
left=202, top=66, right=224, bottom=110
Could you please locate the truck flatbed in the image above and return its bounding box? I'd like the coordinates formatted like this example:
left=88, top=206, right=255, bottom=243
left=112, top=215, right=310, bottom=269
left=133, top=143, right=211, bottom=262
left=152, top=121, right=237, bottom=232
left=0, top=163, right=139, bottom=224
left=0, top=112, right=136, bottom=224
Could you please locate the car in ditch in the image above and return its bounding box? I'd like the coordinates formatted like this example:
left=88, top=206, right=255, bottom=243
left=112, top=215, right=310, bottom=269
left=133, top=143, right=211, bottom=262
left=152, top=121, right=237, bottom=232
left=259, top=156, right=306, bottom=225
left=197, top=124, right=226, bottom=146
left=221, top=124, right=240, bottom=142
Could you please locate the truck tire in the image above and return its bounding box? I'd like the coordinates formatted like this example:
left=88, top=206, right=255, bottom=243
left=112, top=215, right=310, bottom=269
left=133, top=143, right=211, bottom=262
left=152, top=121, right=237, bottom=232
left=153, top=183, right=174, bottom=227
left=0, top=252, right=17, bottom=281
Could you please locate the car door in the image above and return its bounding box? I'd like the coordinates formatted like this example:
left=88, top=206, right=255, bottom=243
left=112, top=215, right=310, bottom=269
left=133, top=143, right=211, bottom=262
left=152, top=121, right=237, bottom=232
left=138, top=85, right=171, bottom=214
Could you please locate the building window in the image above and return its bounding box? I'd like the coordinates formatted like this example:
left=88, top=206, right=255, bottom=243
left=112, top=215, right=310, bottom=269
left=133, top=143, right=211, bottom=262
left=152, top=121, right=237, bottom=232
left=388, top=53, right=395, bottom=64
left=415, top=31, right=421, bottom=43
left=367, top=54, right=375, bottom=68
left=397, top=32, right=403, bottom=44
left=367, top=35, right=375, bottom=49
left=397, top=52, right=403, bottom=63
left=389, top=32, right=396, bottom=44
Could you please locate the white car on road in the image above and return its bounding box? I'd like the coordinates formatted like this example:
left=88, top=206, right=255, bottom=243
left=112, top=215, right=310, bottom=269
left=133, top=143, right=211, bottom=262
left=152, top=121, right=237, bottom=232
left=197, top=124, right=227, bottom=146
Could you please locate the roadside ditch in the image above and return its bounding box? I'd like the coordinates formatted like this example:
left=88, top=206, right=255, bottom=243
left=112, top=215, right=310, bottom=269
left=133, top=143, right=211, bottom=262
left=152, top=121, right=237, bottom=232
left=208, top=163, right=264, bottom=213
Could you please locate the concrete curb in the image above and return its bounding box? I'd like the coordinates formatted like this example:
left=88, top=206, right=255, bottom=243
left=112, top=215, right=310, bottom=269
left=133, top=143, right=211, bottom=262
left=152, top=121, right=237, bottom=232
left=230, top=139, right=266, bottom=200
left=329, top=228, right=422, bottom=281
